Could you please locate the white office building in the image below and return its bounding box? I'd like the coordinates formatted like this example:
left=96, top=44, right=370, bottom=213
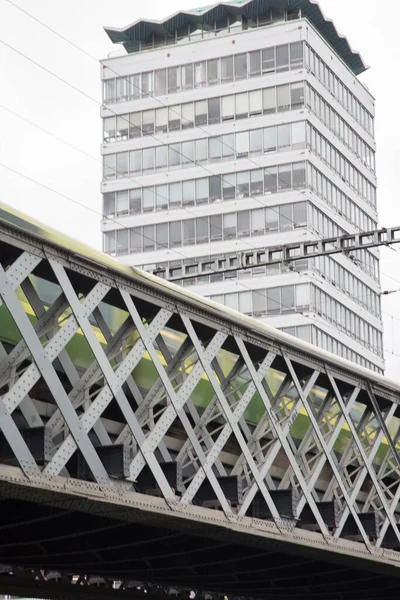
left=100, top=0, right=383, bottom=372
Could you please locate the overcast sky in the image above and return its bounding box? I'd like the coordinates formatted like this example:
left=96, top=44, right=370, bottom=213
left=1, top=0, right=400, bottom=378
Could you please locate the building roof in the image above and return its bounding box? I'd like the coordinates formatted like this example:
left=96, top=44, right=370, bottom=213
left=104, top=0, right=367, bottom=76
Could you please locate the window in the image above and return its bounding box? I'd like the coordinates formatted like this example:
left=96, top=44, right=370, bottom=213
left=277, top=124, right=290, bottom=149
left=251, top=209, right=264, bottom=235
left=264, top=126, right=276, bottom=152
left=276, top=45, right=289, bottom=72
left=236, top=131, right=249, bottom=157
left=293, top=201, right=307, bottom=225
left=183, top=180, right=195, bottom=206
left=143, top=225, right=155, bottom=251
left=155, top=69, right=167, bottom=95
left=156, top=223, right=168, bottom=249
left=156, top=146, right=168, bottom=169
left=281, top=285, right=295, bottom=311
left=130, top=150, right=141, bottom=174
left=208, top=59, right=220, bottom=84
left=238, top=211, right=250, bottom=236
left=143, top=148, right=155, bottom=171
left=263, top=88, right=275, bottom=114
left=249, top=90, right=262, bottom=116
left=104, top=79, right=116, bottom=104
left=103, top=193, right=115, bottom=217
left=130, top=189, right=141, bottom=214
left=223, top=213, right=236, bottom=239
left=210, top=215, right=222, bottom=240
left=222, top=134, right=235, bottom=161
left=279, top=204, right=293, bottom=230
left=142, top=72, right=154, bottom=97
left=249, top=51, right=261, bottom=76
left=209, top=137, right=222, bottom=162
left=221, top=55, right=233, bottom=81
left=181, top=141, right=194, bottom=165
left=222, top=95, right=234, bottom=121
left=194, top=61, right=207, bottom=87
left=209, top=176, right=222, bottom=201
left=234, top=53, right=247, bottom=80
left=235, top=93, right=248, bottom=119
left=249, top=128, right=262, bottom=155
left=196, top=178, right=208, bottom=204
left=142, top=110, right=155, bottom=135
left=196, top=217, right=209, bottom=243
left=182, top=64, right=194, bottom=89
left=170, top=221, right=182, bottom=247
left=116, top=230, right=129, bottom=255
left=196, top=138, right=208, bottom=163
left=195, top=100, right=207, bottom=125
left=208, top=98, right=220, bottom=124
left=293, top=162, right=306, bottom=189
left=129, top=113, right=141, bottom=139
left=103, top=116, right=116, bottom=142
left=116, top=152, right=129, bottom=178
left=170, top=182, right=182, bottom=208
left=116, top=190, right=129, bottom=215
left=264, top=166, right=277, bottom=193
left=130, top=228, right=142, bottom=253
left=155, top=108, right=168, bottom=133
left=143, top=188, right=154, bottom=212
left=168, top=144, right=180, bottom=168
left=168, top=66, right=181, bottom=93
left=277, top=85, right=290, bottom=112
left=253, top=289, right=266, bottom=314
left=239, top=291, right=252, bottom=315
left=291, top=122, right=305, bottom=147
left=222, top=173, right=236, bottom=200
left=103, top=154, right=115, bottom=180
left=267, top=288, right=280, bottom=314
left=182, top=103, right=194, bottom=129
left=237, top=171, right=249, bottom=197
left=168, top=105, right=181, bottom=130
left=262, top=48, right=275, bottom=73
left=265, top=207, right=278, bottom=231
left=116, top=115, right=128, bottom=140
left=290, top=42, right=303, bottom=68
left=250, top=169, right=263, bottom=195
left=291, top=82, right=304, bottom=109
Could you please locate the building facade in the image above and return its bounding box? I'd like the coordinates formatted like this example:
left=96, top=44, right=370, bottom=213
left=100, top=0, right=383, bottom=372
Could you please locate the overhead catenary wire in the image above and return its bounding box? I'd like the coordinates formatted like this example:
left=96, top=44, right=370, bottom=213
left=0, top=1, right=386, bottom=364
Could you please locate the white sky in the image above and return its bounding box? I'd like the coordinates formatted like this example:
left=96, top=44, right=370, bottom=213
left=1, top=0, right=400, bottom=378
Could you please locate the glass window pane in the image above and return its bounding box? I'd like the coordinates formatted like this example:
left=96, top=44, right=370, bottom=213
left=208, top=58, right=220, bottom=84
left=156, top=223, right=168, bottom=249
left=281, top=285, right=295, bottom=311
left=196, top=138, right=208, bottom=163
left=170, top=182, right=182, bottom=208
left=209, top=175, right=222, bottom=201
left=143, top=187, right=155, bottom=212
left=235, top=92, right=248, bottom=119
left=277, top=84, right=290, bottom=112
left=291, top=82, right=304, bottom=109
left=276, top=45, right=289, bottom=71
left=183, top=180, right=195, bottom=205
left=116, top=115, right=128, bottom=140
left=296, top=284, right=310, bottom=308
left=291, top=122, right=305, bottom=147
left=168, top=66, right=181, bottom=93
left=116, top=190, right=129, bottom=215
left=130, top=189, right=141, bottom=214
left=103, top=192, right=115, bottom=217
left=221, top=55, right=233, bottom=81
left=143, top=225, right=155, bottom=251
left=194, top=61, right=207, bottom=87
left=116, top=229, right=129, bottom=255
left=181, top=140, right=194, bottom=165
left=181, top=102, right=194, bottom=129
left=142, top=109, right=155, bottom=135
left=168, top=105, right=181, bottom=130
left=155, top=107, right=168, bottom=133
left=293, top=162, right=306, bottom=189
left=222, top=95, right=234, bottom=120
left=223, top=213, right=236, bottom=239
left=262, top=48, right=275, bottom=73
left=238, top=210, right=250, bottom=235
left=237, top=171, right=249, bottom=197
left=195, top=100, right=207, bottom=125
left=249, top=90, right=262, bottom=115
left=236, top=131, right=249, bottom=157
left=222, top=133, right=235, bottom=160
left=239, top=291, right=252, bottom=314
left=250, top=169, right=263, bottom=195
left=253, top=289, right=266, bottom=314
left=103, top=154, right=116, bottom=180
left=266, top=207, right=278, bottom=231
left=103, top=116, right=116, bottom=142
left=168, top=143, right=181, bottom=167
left=293, top=201, right=307, bottom=225
left=234, top=53, right=247, bottom=80
left=155, top=184, right=168, bottom=211
left=222, top=173, right=236, bottom=200
left=264, top=166, right=277, bottom=193
left=263, top=87, right=276, bottom=114
left=183, top=219, right=195, bottom=245
left=290, top=42, right=303, bottom=68
left=182, top=64, right=194, bottom=89
left=249, top=129, right=262, bottom=155
left=155, top=69, right=167, bottom=95
left=225, top=293, right=239, bottom=311
left=210, top=215, right=222, bottom=240
left=209, top=137, right=222, bottom=162
left=208, top=97, right=221, bottom=124
left=116, top=152, right=129, bottom=178
left=267, top=287, right=280, bottom=314
left=156, top=145, right=168, bottom=169
left=196, top=217, right=209, bottom=243
left=143, top=148, right=155, bottom=171
left=277, top=124, right=290, bottom=149
left=130, top=228, right=141, bottom=253
left=130, top=150, right=142, bottom=174
left=279, top=204, right=293, bottom=229
left=263, top=126, right=277, bottom=152
left=278, top=164, right=292, bottom=190
left=251, top=208, right=264, bottom=235
left=129, top=113, right=141, bottom=139
left=249, top=50, right=261, bottom=76
left=196, top=178, right=209, bottom=203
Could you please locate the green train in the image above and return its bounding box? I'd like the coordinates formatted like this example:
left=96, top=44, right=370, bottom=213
left=0, top=201, right=398, bottom=468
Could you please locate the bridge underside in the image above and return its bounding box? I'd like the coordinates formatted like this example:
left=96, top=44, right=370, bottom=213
left=1, top=479, right=400, bottom=600
left=1, top=207, right=400, bottom=599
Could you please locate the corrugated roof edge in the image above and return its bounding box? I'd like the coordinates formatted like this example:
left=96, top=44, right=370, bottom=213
left=103, top=0, right=367, bottom=76
left=0, top=201, right=390, bottom=394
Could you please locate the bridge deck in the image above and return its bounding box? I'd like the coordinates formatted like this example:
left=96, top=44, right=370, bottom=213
left=0, top=202, right=400, bottom=599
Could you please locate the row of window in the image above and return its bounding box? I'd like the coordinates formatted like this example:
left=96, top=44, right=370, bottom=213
left=307, top=163, right=376, bottom=234
left=279, top=325, right=381, bottom=373
left=103, top=161, right=307, bottom=217
left=103, top=82, right=305, bottom=143
left=103, top=201, right=308, bottom=255
left=310, top=255, right=381, bottom=318
left=138, top=249, right=381, bottom=319
left=308, top=203, right=379, bottom=281
left=306, top=85, right=375, bottom=172
left=103, top=201, right=379, bottom=287
left=304, top=44, right=374, bottom=135
left=103, top=41, right=304, bottom=104
left=307, top=122, right=376, bottom=209
left=103, top=122, right=307, bottom=179
left=208, top=284, right=383, bottom=356
left=130, top=10, right=300, bottom=53
left=102, top=39, right=373, bottom=137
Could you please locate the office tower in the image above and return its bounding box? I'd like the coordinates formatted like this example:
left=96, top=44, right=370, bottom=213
left=101, top=0, right=383, bottom=372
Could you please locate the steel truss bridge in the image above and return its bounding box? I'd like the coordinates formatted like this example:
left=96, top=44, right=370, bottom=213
left=1, top=203, right=400, bottom=600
